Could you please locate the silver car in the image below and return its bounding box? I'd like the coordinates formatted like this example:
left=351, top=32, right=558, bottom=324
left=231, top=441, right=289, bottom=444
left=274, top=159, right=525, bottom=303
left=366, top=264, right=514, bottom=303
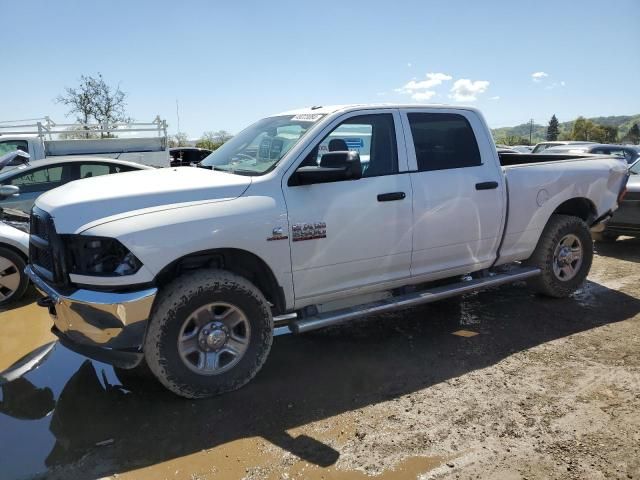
left=0, top=156, right=153, bottom=213
left=0, top=155, right=151, bottom=306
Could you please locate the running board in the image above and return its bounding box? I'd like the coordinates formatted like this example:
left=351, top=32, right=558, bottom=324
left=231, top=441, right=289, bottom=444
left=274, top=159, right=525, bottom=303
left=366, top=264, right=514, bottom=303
left=289, top=267, right=541, bottom=335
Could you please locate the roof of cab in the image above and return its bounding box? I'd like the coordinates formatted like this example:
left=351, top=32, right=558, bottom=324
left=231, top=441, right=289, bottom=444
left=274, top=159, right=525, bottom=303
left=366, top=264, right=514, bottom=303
left=275, top=103, right=482, bottom=117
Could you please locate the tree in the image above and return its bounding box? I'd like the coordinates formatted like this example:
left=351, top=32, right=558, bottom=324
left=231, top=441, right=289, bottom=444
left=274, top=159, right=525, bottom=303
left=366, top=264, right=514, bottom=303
left=211, top=130, right=232, bottom=144
left=600, top=125, right=618, bottom=143
left=546, top=114, right=559, bottom=141
left=58, top=126, right=100, bottom=140
left=56, top=73, right=130, bottom=138
left=571, top=117, right=597, bottom=141
left=626, top=123, right=640, bottom=144
left=168, top=132, right=189, bottom=147
left=496, top=135, right=530, bottom=146
left=195, top=130, right=232, bottom=150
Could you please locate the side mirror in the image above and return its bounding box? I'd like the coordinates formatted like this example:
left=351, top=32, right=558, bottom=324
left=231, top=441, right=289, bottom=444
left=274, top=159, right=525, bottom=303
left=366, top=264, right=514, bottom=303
left=292, top=151, right=362, bottom=186
left=0, top=150, right=30, bottom=169
left=0, top=185, right=20, bottom=199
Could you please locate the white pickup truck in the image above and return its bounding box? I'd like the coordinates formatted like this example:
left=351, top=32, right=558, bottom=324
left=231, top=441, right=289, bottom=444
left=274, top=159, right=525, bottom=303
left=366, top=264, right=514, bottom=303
left=26, top=104, right=629, bottom=398
left=0, top=117, right=169, bottom=168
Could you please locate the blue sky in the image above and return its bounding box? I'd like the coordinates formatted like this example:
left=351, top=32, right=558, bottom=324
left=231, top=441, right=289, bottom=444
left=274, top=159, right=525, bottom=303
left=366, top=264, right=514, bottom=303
left=2, top=0, right=639, bottom=137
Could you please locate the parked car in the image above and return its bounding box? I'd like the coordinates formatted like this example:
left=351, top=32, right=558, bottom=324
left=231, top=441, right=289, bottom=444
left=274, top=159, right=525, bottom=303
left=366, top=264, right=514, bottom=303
left=593, top=159, right=640, bottom=241
left=544, top=144, right=639, bottom=165
left=0, top=155, right=152, bottom=213
left=0, top=196, right=30, bottom=306
left=26, top=104, right=628, bottom=398
left=511, top=145, right=533, bottom=153
left=532, top=141, right=596, bottom=154
left=169, top=147, right=212, bottom=167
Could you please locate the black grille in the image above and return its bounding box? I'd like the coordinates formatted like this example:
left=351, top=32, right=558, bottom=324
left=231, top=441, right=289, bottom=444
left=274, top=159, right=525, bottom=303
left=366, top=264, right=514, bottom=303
left=30, top=206, right=68, bottom=287
left=30, top=212, right=50, bottom=241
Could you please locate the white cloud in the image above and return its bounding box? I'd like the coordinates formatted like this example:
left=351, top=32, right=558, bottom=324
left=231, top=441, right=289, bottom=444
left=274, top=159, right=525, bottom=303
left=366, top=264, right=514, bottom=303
left=397, top=72, right=452, bottom=93
left=411, top=91, right=437, bottom=101
left=407, top=62, right=412, bottom=67
left=490, top=96, right=500, bottom=100
left=545, top=81, right=566, bottom=90
left=532, top=71, right=548, bottom=82
left=449, top=79, right=490, bottom=102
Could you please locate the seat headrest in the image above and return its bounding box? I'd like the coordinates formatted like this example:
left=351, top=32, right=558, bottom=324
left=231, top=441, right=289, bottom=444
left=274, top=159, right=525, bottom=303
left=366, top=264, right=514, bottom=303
left=328, top=138, right=348, bottom=152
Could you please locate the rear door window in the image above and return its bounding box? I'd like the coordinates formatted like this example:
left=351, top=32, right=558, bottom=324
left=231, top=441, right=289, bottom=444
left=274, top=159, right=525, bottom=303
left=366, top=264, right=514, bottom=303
left=407, top=113, right=481, bottom=171
left=9, top=165, right=66, bottom=193
left=80, top=163, right=111, bottom=179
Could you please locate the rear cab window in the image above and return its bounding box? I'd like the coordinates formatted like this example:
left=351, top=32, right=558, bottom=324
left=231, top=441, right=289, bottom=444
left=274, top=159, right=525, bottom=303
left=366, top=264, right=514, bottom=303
left=405, top=112, right=482, bottom=171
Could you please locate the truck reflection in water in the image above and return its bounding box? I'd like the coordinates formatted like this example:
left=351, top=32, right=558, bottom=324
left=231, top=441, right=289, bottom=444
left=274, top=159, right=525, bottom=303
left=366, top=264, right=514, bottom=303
left=0, top=343, right=143, bottom=469
left=46, top=360, right=131, bottom=466
left=0, top=377, right=54, bottom=421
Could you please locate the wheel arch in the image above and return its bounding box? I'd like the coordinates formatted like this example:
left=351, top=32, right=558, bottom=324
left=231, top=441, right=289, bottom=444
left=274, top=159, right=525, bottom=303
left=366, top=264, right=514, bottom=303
left=154, top=248, right=286, bottom=315
left=550, top=197, right=597, bottom=225
left=0, top=242, right=28, bottom=262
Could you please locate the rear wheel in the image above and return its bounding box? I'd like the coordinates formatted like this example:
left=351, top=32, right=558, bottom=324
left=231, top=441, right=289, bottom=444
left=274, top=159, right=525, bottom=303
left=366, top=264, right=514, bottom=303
left=524, top=214, right=593, bottom=298
left=144, top=270, right=273, bottom=399
left=0, top=247, right=29, bottom=307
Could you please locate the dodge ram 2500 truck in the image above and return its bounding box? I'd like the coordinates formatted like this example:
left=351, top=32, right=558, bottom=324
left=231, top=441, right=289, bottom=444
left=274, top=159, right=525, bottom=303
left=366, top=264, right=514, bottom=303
left=26, top=104, right=629, bottom=398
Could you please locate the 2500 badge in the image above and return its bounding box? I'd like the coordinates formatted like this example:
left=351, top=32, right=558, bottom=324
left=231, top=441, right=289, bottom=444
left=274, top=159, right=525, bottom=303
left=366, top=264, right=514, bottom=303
left=292, top=222, right=327, bottom=242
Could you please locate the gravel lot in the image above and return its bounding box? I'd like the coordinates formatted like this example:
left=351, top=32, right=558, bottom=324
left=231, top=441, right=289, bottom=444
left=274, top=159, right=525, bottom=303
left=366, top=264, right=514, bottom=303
left=1, top=238, right=638, bottom=480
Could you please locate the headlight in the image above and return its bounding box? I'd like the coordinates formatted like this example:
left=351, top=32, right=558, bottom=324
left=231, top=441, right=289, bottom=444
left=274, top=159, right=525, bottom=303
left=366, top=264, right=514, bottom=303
left=63, top=235, right=143, bottom=276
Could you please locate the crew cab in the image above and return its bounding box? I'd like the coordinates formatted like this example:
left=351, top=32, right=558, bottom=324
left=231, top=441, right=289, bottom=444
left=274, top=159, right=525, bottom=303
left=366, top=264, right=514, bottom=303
left=25, top=104, right=629, bottom=398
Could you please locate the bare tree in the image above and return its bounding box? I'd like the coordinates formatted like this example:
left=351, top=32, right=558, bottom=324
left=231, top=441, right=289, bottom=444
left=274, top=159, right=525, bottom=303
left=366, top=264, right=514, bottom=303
left=169, top=132, right=189, bottom=147
left=212, top=130, right=233, bottom=143
left=55, top=73, right=129, bottom=137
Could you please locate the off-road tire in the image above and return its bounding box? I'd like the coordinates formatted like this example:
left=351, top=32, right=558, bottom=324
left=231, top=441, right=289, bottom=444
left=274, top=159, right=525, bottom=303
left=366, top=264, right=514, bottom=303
left=592, top=231, right=619, bottom=243
left=0, top=247, right=29, bottom=307
left=524, top=214, right=593, bottom=298
left=144, top=269, right=273, bottom=399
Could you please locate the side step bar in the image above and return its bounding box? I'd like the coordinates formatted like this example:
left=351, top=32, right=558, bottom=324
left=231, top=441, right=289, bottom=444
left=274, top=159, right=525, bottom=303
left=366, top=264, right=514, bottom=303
left=288, top=266, right=541, bottom=335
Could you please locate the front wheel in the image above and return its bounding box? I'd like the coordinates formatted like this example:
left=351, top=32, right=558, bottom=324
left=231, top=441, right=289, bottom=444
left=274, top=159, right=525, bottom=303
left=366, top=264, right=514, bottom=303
left=0, top=247, right=29, bottom=307
left=524, top=214, right=593, bottom=298
left=144, top=270, right=273, bottom=399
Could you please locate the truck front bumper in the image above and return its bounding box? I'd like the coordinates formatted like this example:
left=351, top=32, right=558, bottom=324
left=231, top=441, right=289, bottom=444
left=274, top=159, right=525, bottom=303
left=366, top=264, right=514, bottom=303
left=25, top=265, right=157, bottom=368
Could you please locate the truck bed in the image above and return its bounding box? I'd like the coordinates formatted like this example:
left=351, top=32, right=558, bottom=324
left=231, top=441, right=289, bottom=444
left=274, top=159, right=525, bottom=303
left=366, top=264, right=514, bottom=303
left=498, top=152, right=596, bottom=167
left=496, top=153, right=628, bottom=267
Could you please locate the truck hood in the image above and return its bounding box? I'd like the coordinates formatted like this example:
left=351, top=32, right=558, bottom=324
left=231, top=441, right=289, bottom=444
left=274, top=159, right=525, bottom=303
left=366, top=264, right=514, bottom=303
left=36, top=167, right=252, bottom=233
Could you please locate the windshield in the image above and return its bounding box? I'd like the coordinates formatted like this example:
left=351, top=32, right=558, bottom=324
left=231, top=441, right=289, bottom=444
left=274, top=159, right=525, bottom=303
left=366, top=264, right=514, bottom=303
left=200, top=115, right=323, bottom=175
left=630, top=160, right=639, bottom=174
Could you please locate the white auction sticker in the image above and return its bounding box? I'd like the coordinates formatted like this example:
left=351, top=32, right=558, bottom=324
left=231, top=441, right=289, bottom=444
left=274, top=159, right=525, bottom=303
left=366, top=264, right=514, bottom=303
left=291, top=113, right=323, bottom=122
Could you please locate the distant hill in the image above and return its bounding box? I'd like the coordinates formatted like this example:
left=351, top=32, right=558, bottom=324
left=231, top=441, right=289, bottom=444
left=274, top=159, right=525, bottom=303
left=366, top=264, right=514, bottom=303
left=492, top=114, right=640, bottom=144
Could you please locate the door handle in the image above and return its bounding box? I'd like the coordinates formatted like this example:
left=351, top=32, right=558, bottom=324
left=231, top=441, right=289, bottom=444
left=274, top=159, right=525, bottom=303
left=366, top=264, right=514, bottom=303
left=377, top=192, right=406, bottom=202
left=475, top=181, right=499, bottom=190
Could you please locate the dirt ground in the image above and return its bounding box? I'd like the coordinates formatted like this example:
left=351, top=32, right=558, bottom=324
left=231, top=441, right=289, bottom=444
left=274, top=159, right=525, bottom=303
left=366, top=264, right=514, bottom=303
left=0, top=238, right=639, bottom=480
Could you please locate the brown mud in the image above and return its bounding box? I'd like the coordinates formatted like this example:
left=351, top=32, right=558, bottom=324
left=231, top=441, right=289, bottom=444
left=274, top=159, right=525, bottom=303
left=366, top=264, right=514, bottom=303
left=1, top=237, right=639, bottom=479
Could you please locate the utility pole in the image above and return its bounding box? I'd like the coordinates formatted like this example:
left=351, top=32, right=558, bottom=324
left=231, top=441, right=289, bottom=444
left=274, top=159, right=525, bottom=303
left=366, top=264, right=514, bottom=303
left=529, top=118, right=534, bottom=145
left=176, top=99, right=181, bottom=134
